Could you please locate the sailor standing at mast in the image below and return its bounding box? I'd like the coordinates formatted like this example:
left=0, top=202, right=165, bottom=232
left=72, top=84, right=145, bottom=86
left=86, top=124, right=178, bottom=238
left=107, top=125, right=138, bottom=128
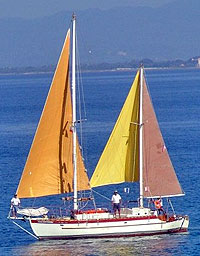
left=111, top=190, right=122, bottom=218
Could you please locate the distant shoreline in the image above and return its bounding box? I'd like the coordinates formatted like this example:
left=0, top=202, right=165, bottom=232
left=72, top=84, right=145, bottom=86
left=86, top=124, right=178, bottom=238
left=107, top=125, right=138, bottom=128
left=0, top=66, right=199, bottom=76
left=0, top=56, right=200, bottom=75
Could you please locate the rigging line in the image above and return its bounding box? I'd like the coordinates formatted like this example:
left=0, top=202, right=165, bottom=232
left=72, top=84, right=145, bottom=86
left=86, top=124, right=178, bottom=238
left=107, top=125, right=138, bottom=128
left=79, top=199, right=89, bottom=210
left=77, top=52, right=87, bottom=117
left=76, top=31, right=83, bottom=127
left=143, top=68, right=154, bottom=107
left=75, top=33, right=83, bottom=150
left=12, top=220, right=38, bottom=240
left=143, top=115, right=156, bottom=199
left=76, top=19, right=87, bottom=118
left=168, top=198, right=176, bottom=215
left=75, top=21, right=89, bottom=167
left=75, top=29, right=86, bottom=169
left=143, top=105, right=152, bottom=197
left=91, top=189, right=111, bottom=201
left=143, top=69, right=157, bottom=199
left=76, top=17, right=94, bottom=69
left=31, top=197, right=37, bottom=207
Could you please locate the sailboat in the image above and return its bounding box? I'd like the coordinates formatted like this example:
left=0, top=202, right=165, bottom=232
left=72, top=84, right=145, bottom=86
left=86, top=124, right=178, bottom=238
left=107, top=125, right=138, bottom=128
left=9, top=15, right=189, bottom=240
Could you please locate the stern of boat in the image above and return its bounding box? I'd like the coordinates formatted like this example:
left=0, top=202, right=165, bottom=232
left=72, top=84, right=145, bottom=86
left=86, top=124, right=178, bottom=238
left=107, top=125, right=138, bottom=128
left=181, top=215, right=189, bottom=231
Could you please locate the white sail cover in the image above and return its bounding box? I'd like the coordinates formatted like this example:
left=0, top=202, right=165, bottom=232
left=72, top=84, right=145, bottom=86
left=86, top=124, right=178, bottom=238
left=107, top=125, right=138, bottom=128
left=17, top=207, right=49, bottom=217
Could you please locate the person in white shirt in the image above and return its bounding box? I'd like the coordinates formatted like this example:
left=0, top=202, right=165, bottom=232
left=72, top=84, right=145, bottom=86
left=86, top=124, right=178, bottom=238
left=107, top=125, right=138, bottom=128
left=11, top=194, right=20, bottom=217
left=111, top=190, right=121, bottom=218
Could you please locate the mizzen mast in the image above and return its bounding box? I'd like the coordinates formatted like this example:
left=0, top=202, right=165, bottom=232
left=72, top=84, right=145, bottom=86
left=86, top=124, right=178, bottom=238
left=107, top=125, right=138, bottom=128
left=139, top=66, right=144, bottom=208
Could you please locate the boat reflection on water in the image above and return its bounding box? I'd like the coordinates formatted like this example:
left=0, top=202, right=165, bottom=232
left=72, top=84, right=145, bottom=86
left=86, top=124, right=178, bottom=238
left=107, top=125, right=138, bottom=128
left=14, top=234, right=188, bottom=256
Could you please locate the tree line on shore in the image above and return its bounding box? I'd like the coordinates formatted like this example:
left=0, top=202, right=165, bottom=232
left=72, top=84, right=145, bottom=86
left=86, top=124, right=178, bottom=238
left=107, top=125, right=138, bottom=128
left=0, top=56, right=199, bottom=74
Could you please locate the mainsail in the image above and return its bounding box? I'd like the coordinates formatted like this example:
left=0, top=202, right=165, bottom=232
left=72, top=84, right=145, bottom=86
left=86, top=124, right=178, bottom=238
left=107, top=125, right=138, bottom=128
left=90, top=69, right=184, bottom=198
left=17, top=29, right=90, bottom=198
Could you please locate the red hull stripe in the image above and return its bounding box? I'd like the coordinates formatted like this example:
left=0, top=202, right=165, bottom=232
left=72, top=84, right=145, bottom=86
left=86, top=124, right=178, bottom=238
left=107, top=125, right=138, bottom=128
left=31, top=216, right=158, bottom=224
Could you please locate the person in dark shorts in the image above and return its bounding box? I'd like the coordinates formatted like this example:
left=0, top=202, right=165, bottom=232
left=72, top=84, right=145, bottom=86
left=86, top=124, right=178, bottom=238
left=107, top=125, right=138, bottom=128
left=10, top=194, right=20, bottom=217
left=111, top=190, right=122, bottom=218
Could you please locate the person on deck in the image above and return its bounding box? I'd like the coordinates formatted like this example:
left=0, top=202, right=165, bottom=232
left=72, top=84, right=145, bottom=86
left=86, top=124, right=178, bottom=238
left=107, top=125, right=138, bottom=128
left=111, top=190, right=122, bottom=218
left=154, top=197, right=164, bottom=215
left=11, top=194, right=20, bottom=217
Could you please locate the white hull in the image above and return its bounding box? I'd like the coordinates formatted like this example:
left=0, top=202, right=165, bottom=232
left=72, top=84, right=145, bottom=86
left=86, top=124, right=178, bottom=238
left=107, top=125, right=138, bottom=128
left=29, top=208, right=189, bottom=240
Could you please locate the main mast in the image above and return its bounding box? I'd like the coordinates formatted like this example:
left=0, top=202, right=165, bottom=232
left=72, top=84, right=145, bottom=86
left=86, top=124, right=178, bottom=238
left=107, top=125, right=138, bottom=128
left=72, top=14, right=78, bottom=210
left=139, top=66, right=144, bottom=208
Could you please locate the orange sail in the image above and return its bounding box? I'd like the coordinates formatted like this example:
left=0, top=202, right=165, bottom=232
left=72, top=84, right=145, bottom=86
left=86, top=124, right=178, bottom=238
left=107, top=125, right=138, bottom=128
left=142, top=73, right=184, bottom=198
left=17, top=29, right=90, bottom=198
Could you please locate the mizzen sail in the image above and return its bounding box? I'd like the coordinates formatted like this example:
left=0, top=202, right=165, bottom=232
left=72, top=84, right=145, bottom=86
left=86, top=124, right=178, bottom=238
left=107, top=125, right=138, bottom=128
left=142, top=74, right=184, bottom=198
left=17, top=29, right=90, bottom=198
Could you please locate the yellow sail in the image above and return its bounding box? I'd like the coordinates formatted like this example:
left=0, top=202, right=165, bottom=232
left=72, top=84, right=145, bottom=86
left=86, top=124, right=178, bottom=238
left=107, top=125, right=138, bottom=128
left=17, top=29, right=90, bottom=198
left=90, top=71, right=140, bottom=187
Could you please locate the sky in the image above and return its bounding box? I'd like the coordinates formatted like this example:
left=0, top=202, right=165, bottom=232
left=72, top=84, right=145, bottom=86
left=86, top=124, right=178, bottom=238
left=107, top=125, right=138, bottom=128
left=1, top=0, right=198, bottom=66
left=0, top=0, right=174, bottom=19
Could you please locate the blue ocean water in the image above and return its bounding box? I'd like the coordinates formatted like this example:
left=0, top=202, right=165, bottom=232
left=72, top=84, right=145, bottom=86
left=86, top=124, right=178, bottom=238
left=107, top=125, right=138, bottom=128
left=0, top=68, right=200, bottom=255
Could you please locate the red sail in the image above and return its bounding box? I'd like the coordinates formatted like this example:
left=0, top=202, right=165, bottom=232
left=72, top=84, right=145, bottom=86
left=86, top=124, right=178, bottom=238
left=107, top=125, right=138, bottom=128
left=142, top=74, right=184, bottom=198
